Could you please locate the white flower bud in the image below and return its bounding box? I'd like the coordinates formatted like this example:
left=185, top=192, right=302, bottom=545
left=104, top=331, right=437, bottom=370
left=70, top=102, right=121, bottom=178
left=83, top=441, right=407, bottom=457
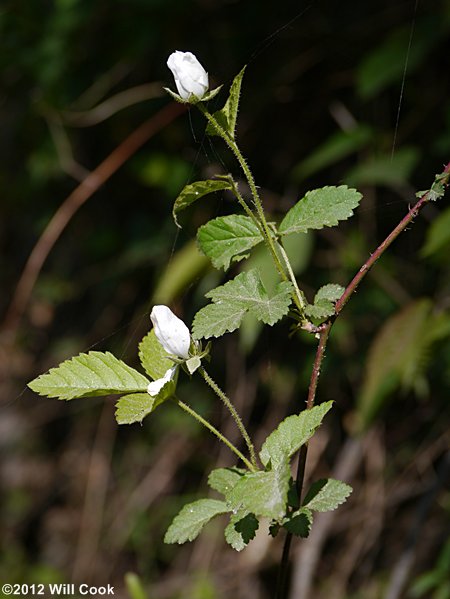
left=167, top=51, right=209, bottom=100
left=150, top=305, right=191, bottom=359
left=147, top=366, right=177, bottom=397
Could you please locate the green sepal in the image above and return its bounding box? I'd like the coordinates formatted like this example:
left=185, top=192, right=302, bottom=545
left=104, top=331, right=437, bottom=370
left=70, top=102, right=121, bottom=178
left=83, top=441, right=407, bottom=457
left=206, top=67, right=246, bottom=139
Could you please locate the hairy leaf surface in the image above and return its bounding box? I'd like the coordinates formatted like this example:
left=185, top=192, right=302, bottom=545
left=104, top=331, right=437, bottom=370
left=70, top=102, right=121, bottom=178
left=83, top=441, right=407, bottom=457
left=164, top=499, right=229, bottom=544
left=192, top=270, right=293, bottom=339
left=280, top=186, right=362, bottom=235
left=197, top=214, right=263, bottom=270
left=28, top=351, right=149, bottom=400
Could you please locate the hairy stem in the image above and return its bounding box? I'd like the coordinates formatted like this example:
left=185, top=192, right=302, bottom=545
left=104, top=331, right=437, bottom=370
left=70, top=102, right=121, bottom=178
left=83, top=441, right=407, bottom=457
left=172, top=396, right=255, bottom=471
left=197, top=104, right=291, bottom=290
left=199, top=367, right=258, bottom=469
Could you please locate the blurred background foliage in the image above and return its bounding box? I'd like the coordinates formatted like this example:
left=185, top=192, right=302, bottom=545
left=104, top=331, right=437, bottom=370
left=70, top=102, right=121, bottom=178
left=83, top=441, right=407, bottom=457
left=1, top=1, right=450, bottom=598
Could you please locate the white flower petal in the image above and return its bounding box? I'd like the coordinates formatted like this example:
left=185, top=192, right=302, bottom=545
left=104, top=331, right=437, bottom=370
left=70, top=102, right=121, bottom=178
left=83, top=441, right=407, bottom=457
left=150, top=305, right=191, bottom=358
left=167, top=51, right=209, bottom=100
left=147, top=366, right=177, bottom=397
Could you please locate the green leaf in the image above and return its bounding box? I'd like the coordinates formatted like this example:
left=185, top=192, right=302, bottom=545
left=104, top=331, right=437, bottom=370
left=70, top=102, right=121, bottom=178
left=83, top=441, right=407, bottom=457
left=224, top=512, right=259, bottom=551
left=164, top=499, right=229, bottom=544
left=115, top=392, right=165, bottom=425
left=283, top=507, right=313, bottom=537
left=291, top=126, right=372, bottom=182
left=208, top=467, right=246, bottom=496
left=172, top=179, right=233, bottom=227
left=421, top=206, right=450, bottom=258
left=260, top=402, right=333, bottom=468
left=345, top=148, right=419, bottom=187
left=279, top=186, right=362, bottom=236
left=28, top=351, right=149, bottom=400
left=197, top=214, right=264, bottom=270
left=305, top=283, right=344, bottom=320
left=206, top=67, right=246, bottom=139
left=138, top=329, right=173, bottom=380
left=227, top=461, right=291, bottom=520
left=357, top=300, right=450, bottom=431
left=192, top=270, right=293, bottom=339
left=303, top=478, right=352, bottom=512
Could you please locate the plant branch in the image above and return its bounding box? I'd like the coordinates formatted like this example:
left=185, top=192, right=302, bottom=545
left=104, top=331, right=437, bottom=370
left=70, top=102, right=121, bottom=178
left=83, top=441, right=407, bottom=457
left=276, top=162, right=450, bottom=598
left=172, top=396, right=254, bottom=471
left=198, top=367, right=258, bottom=469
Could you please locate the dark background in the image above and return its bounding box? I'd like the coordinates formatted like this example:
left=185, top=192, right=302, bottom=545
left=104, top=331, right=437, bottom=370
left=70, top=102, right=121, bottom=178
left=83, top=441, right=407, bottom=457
left=1, top=1, right=450, bottom=598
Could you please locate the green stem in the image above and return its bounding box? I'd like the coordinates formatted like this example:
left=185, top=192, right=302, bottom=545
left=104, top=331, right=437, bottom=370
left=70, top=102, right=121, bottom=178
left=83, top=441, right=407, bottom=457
left=197, top=104, right=289, bottom=284
left=199, top=367, right=258, bottom=469
left=172, top=396, right=255, bottom=471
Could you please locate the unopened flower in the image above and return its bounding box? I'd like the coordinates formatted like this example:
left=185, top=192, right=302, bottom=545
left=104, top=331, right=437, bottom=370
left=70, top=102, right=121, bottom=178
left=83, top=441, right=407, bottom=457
left=147, top=365, right=177, bottom=397
left=167, top=51, right=209, bottom=101
left=150, top=305, right=191, bottom=359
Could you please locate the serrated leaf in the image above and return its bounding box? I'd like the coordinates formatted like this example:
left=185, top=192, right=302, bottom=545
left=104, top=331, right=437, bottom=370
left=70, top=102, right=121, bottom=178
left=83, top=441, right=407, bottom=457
left=305, top=284, right=344, bottom=320
left=164, top=499, right=229, bottom=544
left=260, top=401, right=333, bottom=468
left=224, top=512, right=259, bottom=551
left=172, top=179, right=233, bottom=227
left=115, top=392, right=166, bottom=425
left=227, top=461, right=291, bottom=520
left=208, top=467, right=247, bottom=496
left=197, top=214, right=263, bottom=270
left=206, top=67, right=246, bottom=139
left=283, top=507, right=313, bottom=537
left=279, top=186, right=362, bottom=235
left=192, top=270, right=293, bottom=339
left=28, top=351, right=149, bottom=400
left=138, top=329, right=173, bottom=380
left=303, top=478, right=352, bottom=512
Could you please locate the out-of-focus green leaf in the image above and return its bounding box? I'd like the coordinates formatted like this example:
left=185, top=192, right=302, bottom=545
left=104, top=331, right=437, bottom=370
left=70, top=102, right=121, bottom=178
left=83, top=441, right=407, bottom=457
left=356, top=18, right=443, bottom=99
left=291, top=125, right=372, bottom=182
left=152, top=240, right=210, bottom=305
left=345, top=148, right=419, bottom=187
left=357, top=300, right=450, bottom=431
left=421, top=206, right=450, bottom=258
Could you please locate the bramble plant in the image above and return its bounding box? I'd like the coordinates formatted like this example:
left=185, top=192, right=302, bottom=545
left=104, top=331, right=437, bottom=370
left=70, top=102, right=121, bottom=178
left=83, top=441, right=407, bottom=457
left=28, top=51, right=450, bottom=597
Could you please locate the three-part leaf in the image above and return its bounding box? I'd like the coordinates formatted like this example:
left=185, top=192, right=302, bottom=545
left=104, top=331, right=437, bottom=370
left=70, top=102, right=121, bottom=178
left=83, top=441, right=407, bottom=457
left=197, top=214, right=264, bottom=270
left=259, top=401, right=333, bottom=467
left=206, top=67, right=246, bottom=139
left=172, top=179, right=233, bottom=227
left=280, top=186, right=362, bottom=235
left=192, top=270, right=293, bottom=339
left=28, top=351, right=149, bottom=400
left=164, top=499, right=229, bottom=544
